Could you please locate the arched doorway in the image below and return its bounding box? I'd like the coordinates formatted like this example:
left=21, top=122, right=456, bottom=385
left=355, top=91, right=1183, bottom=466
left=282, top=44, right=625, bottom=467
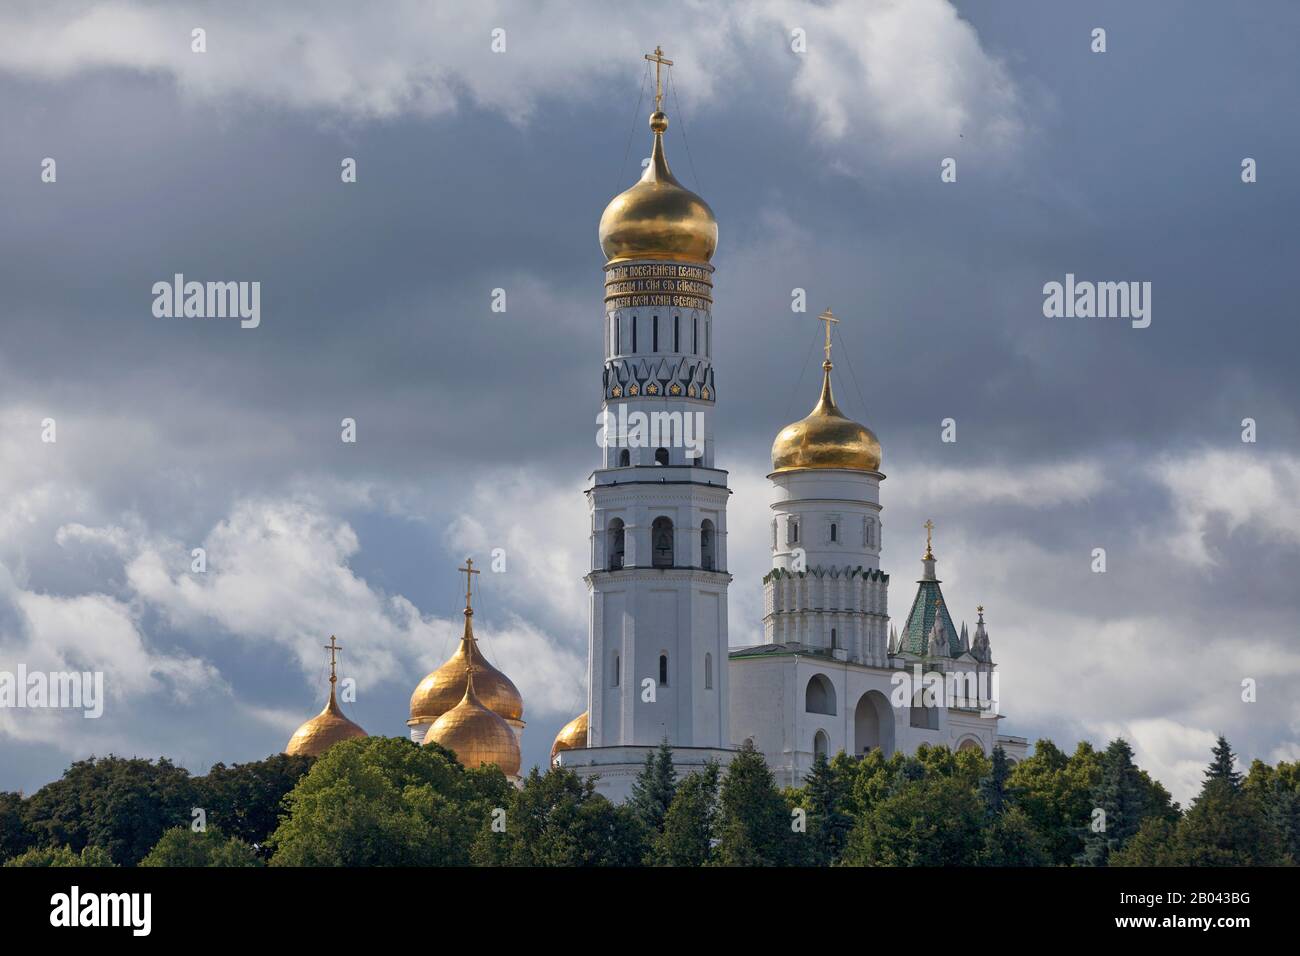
left=854, top=690, right=895, bottom=757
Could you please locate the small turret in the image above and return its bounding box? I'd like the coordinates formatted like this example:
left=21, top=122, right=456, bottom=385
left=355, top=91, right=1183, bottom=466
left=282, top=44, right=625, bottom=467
left=971, top=605, right=992, bottom=663
left=927, top=599, right=950, bottom=658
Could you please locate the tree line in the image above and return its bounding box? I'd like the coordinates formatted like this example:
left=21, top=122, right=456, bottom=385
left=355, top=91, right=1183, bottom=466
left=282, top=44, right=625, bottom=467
left=0, top=734, right=1294, bottom=866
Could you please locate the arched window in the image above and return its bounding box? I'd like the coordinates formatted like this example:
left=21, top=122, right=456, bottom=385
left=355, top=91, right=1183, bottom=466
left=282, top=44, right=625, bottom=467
left=615, top=316, right=621, bottom=354
left=653, top=315, right=659, bottom=351
left=659, top=653, right=669, bottom=686
left=830, top=522, right=838, bottom=542
left=613, top=653, right=620, bottom=687
left=805, top=674, right=836, bottom=716
left=674, top=316, right=680, bottom=352
left=693, top=316, right=698, bottom=354
left=701, top=519, right=715, bottom=571
left=790, top=519, right=799, bottom=544
left=651, top=517, right=674, bottom=567
left=607, top=518, right=625, bottom=570
left=831, top=627, right=838, bottom=649
left=631, top=316, right=637, bottom=352
left=813, top=730, right=829, bottom=759
left=654, top=447, right=669, bottom=466
left=705, top=652, right=713, bottom=690
left=618, top=448, right=630, bottom=467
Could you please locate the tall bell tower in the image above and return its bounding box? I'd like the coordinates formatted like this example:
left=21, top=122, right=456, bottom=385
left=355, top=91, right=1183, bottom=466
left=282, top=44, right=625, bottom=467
left=555, top=48, right=735, bottom=799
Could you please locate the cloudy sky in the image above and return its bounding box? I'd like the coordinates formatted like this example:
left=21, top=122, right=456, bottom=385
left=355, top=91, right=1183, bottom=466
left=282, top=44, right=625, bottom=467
left=1, top=0, right=1297, bottom=804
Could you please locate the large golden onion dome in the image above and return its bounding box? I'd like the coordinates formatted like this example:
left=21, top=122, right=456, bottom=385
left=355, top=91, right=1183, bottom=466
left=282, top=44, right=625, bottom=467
left=598, top=109, right=717, bottom=264
left=424, top=666, right=521, bottom=778
left=285, top=637, right=367, bottom=757
left=409, top=605, right=523, bottom=726
left=771, top=360, right=882, bottom=474
left=550, top=710, right=589, bottom=763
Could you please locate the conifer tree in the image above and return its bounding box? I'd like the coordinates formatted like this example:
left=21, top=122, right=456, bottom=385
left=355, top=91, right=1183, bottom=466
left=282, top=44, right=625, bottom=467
left=1078, top=738, right=1149, bottom=866
left=629, top=738, right=677, bottom=836
left=802, top=752, right=852, bottom=866
left=1167, top=738, right=1283, bottom=866
left=1204, top=735, right=1243, bottom=790
left=715, top=741, right=793, bottom=866
left=648, top=762, right=720, bottom=866
left=979, top=745, right=1014, bottom=818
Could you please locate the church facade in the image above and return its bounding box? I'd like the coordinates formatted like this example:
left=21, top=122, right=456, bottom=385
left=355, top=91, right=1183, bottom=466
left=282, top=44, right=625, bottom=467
left=554, top=50, right=1027, bottom=798
left=284, top=50, right=1028, bottom=799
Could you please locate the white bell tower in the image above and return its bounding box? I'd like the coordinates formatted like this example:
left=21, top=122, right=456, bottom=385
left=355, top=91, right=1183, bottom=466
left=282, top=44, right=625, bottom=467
left=557, top=48, right=735, bottom=799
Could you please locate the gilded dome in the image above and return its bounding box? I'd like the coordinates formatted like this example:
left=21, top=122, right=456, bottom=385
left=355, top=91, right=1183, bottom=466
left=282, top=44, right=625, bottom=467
left=409, top=609, right=523, bottom=725
left=285, top=687, right=367, bottom=757
left=771, top=361, right=882, bottom=474
left=598, top=110, right=717, bottom=264
left=425, top=671, right=521, bottom=778
left=550, top=710, right=589, bottom=763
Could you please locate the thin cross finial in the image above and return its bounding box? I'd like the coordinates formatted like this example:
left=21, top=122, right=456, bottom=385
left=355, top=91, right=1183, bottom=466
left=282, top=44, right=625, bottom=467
left=323, top=635, right=341, bottom=685
left=818, top=308, right=839, bottom=364
left=923, top=519, right=935, bottom=560
left=645, top=45, right=674, bottom=113
left=458, top=557, right=481, bottom=613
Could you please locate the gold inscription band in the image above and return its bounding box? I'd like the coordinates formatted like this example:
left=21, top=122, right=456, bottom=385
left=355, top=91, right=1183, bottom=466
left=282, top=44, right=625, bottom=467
left=604, top=262, right=713, bottom=311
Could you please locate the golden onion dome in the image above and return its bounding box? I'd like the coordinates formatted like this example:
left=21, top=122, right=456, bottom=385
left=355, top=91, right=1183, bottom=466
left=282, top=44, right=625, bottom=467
left=424, top=669, right=521, bottom=778
left=550, top=710, right=589, bottom=763
left=771, top=361, right=882, bottom=474
left=598, top=109, right=717, bottom=264
left=284, top=685, right=367, bottom=757
left=409, top=609, right=523, bottom=725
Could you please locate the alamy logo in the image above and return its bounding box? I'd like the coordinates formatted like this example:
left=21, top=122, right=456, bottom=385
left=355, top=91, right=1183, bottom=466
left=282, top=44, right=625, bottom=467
left=596, top=406, right=705, bottom=459
left=1042, top=273, right=1151, bottom=328
left=890, top=665, right=1000, bottom=718
left=50, top=886, right=151, bottom=936
left=152, top=273, right=261, bottom=328
left=0, top=667, right=103, bottom=718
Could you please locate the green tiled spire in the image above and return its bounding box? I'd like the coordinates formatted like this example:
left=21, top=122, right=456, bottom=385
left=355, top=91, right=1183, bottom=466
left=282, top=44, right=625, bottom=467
left=897, top=521, right=962, bottom=657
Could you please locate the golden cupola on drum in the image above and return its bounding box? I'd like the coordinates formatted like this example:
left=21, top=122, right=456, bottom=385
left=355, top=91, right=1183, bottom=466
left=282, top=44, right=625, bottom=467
left=408, top=558, right=525, bottom=745
left=423, top=659, right=522, bottom=782
left=771, top=309, right=882, bottom=475
left=598, top=46, right=717, bottom=265
left=285, top=635, right=368, bottom=757
left=550, top=710, right=589, bottom=766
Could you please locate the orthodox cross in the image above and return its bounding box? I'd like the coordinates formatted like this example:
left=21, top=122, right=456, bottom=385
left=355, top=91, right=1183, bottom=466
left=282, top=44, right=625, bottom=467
left=923, top=519, right=935, bottom=559
left=818, top=308, right=839, bottom=364
left=459, top=557, right=481, bottom=612
left=323, top=635, right=341, bottom=686
left=645, top=45, right=674, bottom=112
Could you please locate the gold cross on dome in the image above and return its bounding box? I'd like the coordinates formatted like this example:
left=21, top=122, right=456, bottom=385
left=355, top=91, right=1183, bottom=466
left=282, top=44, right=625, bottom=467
left=818, top=308, right=839, bottom=363
left=923, top=519, right=935, bottom=559
left=458, top=558, right=481, bottom=611
left=323, top=635, right=341, bottom=684
left=645, top=45, right=674, bottom=112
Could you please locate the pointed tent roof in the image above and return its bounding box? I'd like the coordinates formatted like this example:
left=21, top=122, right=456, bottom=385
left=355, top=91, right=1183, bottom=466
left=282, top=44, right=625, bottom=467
left=897, top=526, right=962, bottom=657
left=900, top=582, right=961, bottom=656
